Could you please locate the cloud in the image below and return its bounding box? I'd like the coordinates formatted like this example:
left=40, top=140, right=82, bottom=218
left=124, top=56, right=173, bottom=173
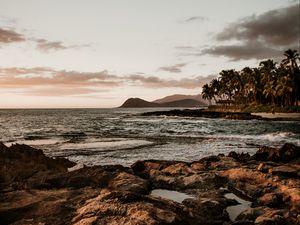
left=159, top=63, right=187, bottom=73
left=35, top=39, right=68, bottom=51
left=216, top=4, right=299, bottom=46
left=201, top=4, right=300, bottom=60
left=201, top=41, right=285, bottom=61
left=0, top=67, right=120, bottom=96
left=0, top=66, right=214, bottom=96
left=35, top=39, right=89, bottom=52
left=184, top=16, right=209, bottom=23
left=0, top=25, right=88, bottom=52
left=127, top=74, right=216, bottom=89
left=0, top=28, right=25, bottom=44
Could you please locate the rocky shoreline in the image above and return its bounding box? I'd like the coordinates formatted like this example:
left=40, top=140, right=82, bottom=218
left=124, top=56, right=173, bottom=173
left=141, top=109, right=300, bottom=121
left=0, top=142, right=299, bottom=225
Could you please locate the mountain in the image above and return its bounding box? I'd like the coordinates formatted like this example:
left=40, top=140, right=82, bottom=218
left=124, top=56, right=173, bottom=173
left=153, top=94, right=208, bottom=105
left=120, top=98, right=160, bottom=108
left=120, top=97, right=206, bottom=108
left=160, top=99, right=205, bottom=107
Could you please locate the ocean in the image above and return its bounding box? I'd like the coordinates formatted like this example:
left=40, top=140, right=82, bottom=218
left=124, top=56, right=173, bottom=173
left=0, top=108, right=299, bottom=166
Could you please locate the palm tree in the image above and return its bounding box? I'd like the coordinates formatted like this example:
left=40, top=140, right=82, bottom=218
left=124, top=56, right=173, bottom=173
left=282, top=49, right=300, bottom=71
left=259, top=59, right=277, bottom=84
left=281, top=49, right=300, bottom=105
left=210, top=78, right=221, bottom=101
left=263, top=81, right=276, bottom=106
left=275, top=73, right=293, bottom=106
left=201, top=49, right=300, bottom=108
left=201, top=84, right=213, bottom=105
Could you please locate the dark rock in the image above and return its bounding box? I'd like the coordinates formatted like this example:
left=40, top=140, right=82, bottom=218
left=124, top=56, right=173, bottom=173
left=141, top=109, right=263, bottom=120
left=228, top=152, right=251, bottom=162
left=72, top=189, right=193, bottom=225
left=270, top=165, right=298, bottom=178
left=1, top=142, right=300, bottom=224
left=251, top=143, right=300, bottom=163
left=0, top=143, right=76, bottom=189
left=235, top=207, right=268, bottom=222
left=257, top=193, right=284, bottom=208
left=254, top=209, right=287, bottom=225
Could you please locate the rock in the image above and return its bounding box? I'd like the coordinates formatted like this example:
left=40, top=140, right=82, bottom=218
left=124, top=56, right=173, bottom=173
left=183, top=198, right=230, bottom=224
left=270, top=165, right=298, bottom=178
left=108, top=171, right=149, bottom=194
left=0, top=143, right=76, bottom=189
left=72, top=189, right=191, bottom=225
left=257, top=193, right=283, bottom=208
left=228, top=152, right=251, bottom=163
left=235, top=207, right=268, bottom=222
left=39, top=165, right=147, bottom=192
left=252, top=143, right=300, bottom=163
left=254, top=210, right=286, bottom=225
left=257, top=163, right=265, bottom=172
left=0, top=187, right=100, bottom=225
left=1, top=142, right=300, bottom=224
left=161, top=163, right=194, bottom=175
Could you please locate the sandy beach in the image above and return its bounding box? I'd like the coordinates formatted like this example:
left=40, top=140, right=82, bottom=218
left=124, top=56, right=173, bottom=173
left=252, top=112, right=300, bottom=119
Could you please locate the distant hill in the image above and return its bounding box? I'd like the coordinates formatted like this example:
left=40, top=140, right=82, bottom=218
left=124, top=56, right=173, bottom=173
left=160, top=99, right=206, bottom=107
left=120, top=97, right=206, bottom=108
left=153, top=94, right=208, bottom=105
left=120, top=98, right=160, bottom=108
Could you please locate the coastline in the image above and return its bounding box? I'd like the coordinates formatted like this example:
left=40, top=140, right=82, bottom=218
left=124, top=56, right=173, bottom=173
left=1, top=142, right=299, bottom=224
left=251, top=112, right=300, bottom=119
left=141, top=108, right=300, bottom=121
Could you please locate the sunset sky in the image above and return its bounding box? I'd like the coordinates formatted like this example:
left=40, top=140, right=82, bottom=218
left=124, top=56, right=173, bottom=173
left=0, top=0, right=299, bottom=108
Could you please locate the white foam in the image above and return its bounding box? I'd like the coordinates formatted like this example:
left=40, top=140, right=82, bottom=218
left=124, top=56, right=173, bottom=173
left=5, top=138, right=61, bottom=147
left=60, top=138, right=153, bottom=150
left=210, top=131, right=298, bottom=144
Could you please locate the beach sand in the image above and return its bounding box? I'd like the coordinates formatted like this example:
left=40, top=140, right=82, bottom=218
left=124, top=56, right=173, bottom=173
left=252, top=112, right=300, bottom=119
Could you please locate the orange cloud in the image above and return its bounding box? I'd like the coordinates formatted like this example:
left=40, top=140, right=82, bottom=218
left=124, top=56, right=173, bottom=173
left=0, top=67, right=215, bottom=96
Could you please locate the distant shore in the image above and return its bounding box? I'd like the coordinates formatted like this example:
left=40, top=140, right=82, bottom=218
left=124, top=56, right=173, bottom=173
left=252, top=112, right=300, bottom=119
left=141, top=108, right=300, bottom=121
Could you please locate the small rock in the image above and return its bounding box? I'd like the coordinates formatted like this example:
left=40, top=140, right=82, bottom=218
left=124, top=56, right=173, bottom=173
left=271, top=165, right=298, bottom=178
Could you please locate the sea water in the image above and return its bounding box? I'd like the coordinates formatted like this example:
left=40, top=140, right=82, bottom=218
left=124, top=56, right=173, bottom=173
left=0, top=108, right=299, bottom=166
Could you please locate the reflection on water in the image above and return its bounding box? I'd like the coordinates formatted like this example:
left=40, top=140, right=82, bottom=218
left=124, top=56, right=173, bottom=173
left=225, top=193, right=252, bottom=221
left=151, top=189, right=194, bottom=203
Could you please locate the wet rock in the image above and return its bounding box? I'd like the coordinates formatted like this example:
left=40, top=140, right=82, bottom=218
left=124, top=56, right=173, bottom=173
left=108, top=171, right=149, bottom=194
left=209, top=156, right=241, bottom=170
left=1, top=142, right=300, bottom=224
left=72, top=189, right=191, bottom=225
left=161, top=162, right=194, bottom=175
left=183, top=198, right=230, bottom=224
left=0, top=187, right=100, bottom=225
left=39, top=165, right=148, bottom=193
left=235, top=206, right=268, bottom=222
left=0, top=143, right=75, bottom=189
left=254, top=209, right=286, bottom=225
left=228, top=152, right=251, bottom=163
left=270, top=165, right=298, bottom=178
left=251, top=143, right=300, bottom=163
left=257, top=193, right=283, bottom=208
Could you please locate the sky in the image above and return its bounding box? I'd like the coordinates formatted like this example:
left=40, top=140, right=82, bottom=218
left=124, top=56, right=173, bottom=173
left=0, top=0, right=299, bottom=108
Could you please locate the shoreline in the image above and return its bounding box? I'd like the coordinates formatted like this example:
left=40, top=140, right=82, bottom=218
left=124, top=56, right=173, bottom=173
left=1, top=142, right=299, bottom=224
left=141, top=109, right=300, bottom=121
left=251, top=112, right=300, bottom=119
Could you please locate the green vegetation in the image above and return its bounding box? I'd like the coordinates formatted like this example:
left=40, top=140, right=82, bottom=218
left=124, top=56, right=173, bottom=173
left=201, top=49, right=300, bottom=112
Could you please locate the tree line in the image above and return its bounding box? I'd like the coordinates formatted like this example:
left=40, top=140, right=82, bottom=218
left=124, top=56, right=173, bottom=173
left=201, top=49, right=300, bottom=108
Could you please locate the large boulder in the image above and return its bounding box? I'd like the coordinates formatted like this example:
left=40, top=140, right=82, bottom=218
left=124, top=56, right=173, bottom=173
left=0, top=143, right=75, bottom=189
left=251, top=143, right=300, bottom=163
